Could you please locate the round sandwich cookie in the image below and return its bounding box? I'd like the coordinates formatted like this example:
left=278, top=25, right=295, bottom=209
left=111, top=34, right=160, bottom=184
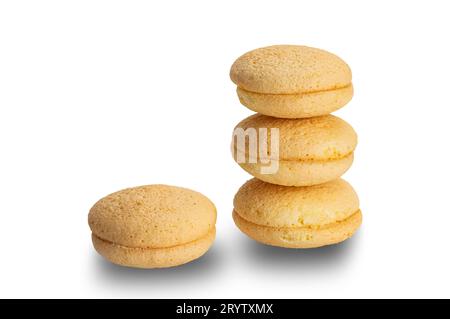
left=230, top=45, right=353, bottom=118
left=88, top=184, right=216, bottom=268
left=233, top=178, right=362, bottom=248
left=232, top=113, right=357, bottom=186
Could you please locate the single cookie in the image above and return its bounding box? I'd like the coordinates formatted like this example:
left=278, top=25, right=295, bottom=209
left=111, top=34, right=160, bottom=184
left=232, top=114, right=357, bottom=186
left=230, top=45, right=353, bottom=118
left=233, top=178, right=362, bottom=248
left=88, top=184, right=216, bottom=268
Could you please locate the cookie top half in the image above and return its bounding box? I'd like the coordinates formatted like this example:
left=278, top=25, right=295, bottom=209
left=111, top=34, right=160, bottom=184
left=234, top=178, right=359, bottom=227
left=230, top=45, right=352, bottom=94
left=88, top=185, right=216, bottom=248
left=233, top=114, right=357, bottom=161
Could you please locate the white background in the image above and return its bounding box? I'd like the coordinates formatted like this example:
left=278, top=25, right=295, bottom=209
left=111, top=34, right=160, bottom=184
left=1, top=0, right=449, bottom=299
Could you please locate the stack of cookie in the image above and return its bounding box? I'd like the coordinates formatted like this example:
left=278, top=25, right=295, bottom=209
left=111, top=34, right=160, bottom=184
left=230, top=45, right=361, bottom=248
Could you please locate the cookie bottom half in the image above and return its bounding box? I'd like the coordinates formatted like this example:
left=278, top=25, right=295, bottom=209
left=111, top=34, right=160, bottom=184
left=233, top=210, right=362, bottom=248
left=237, top=85, right=353, bottom=119
left=92, top=228, right=216, bottom=268
left=237, top=153, right=353, bottom=186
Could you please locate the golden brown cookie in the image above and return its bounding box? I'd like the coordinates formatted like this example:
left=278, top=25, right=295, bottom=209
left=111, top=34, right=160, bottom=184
left=230, top=45, right=353, bottom=118
left=232, top=114, right=357, bottom=186
left=88, top=184, right=216, bottom=268
left=233, top=178, right=362, bottom=248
